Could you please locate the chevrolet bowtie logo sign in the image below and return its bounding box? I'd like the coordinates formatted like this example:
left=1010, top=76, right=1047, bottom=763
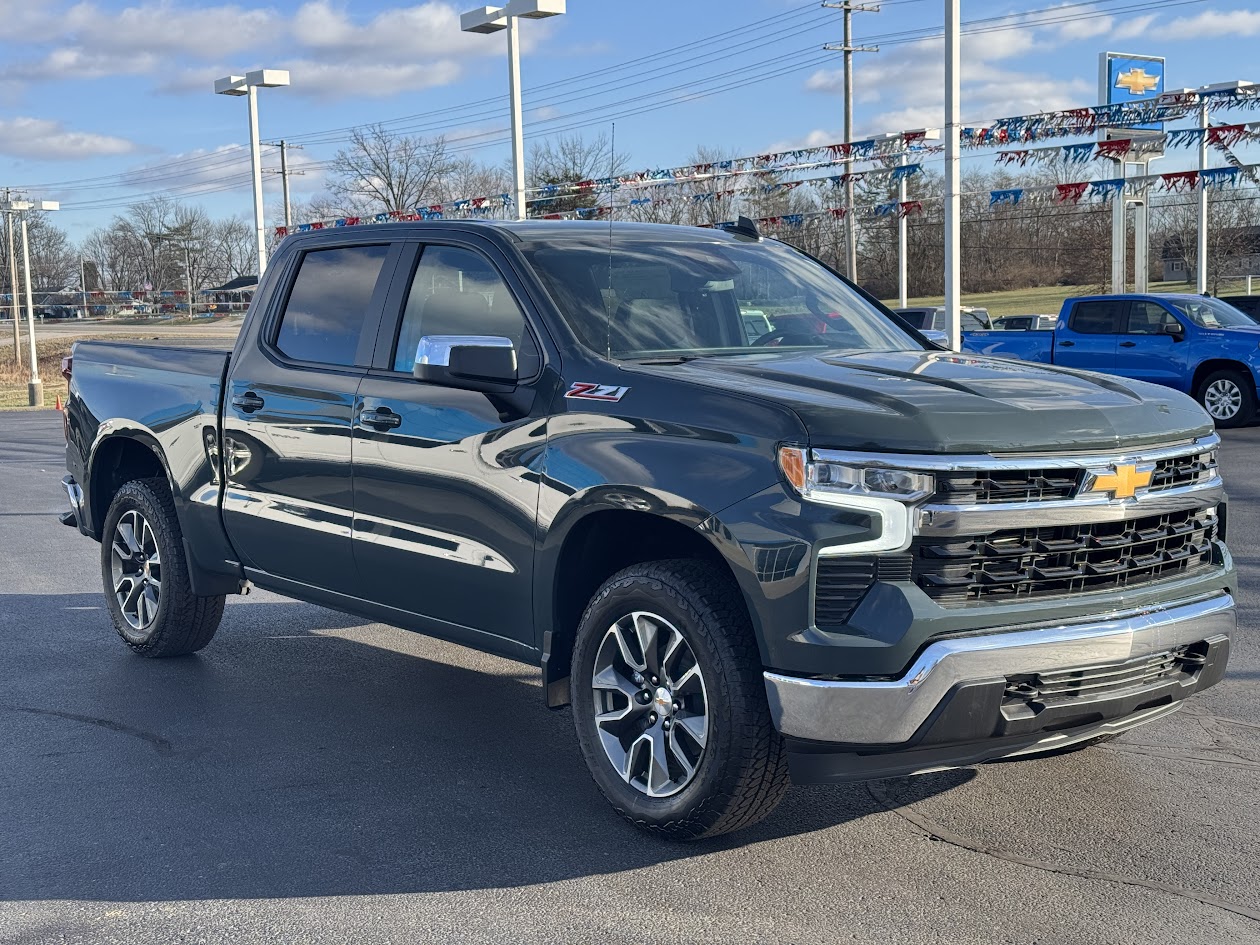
left=1115, top=68, right=1160, bottom=95
left=1084, top=463, right=1155, bottom=500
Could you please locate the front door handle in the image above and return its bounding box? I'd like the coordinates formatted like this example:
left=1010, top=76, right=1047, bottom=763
left=359, top=407, right=402, bottom=430
left=1058, top=341, right=1075, bottom=347
left=1120, top=341, right=1137, bottom=347
left=231, top=392, right=265, bottom=412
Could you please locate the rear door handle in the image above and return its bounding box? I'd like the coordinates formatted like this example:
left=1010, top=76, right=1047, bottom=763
left=359, top=407, right=402, bottom=430
left=1120, top=341, right=1137, bottom=347
left=1058, top=341, right=1075, bottom=347
left=231, top=392, right=265, bottom=412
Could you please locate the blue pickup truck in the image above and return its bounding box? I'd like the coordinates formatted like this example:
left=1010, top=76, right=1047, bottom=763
left=962, top=293, right=1260, bottom=427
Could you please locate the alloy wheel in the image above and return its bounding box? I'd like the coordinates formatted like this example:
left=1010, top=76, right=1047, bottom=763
left=1204, top=379, right=1242, bottom=420
left=591, top=611, right=709, bottom=798
left=109, top=510, right=161, bottom=631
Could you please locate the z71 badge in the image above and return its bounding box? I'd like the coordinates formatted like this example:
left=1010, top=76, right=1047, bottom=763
left=565, top=382, right=631, bottom=402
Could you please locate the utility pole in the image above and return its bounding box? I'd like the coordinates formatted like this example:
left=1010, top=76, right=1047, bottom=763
left=80, top=258, right=89, bottom=318
left=263, top=140, right=305, bottom=230
left=944, top=0, right=961, bottom=350
left=20, top=216, right=40, bottom=406
left=824, top=1, right=879, bottom=284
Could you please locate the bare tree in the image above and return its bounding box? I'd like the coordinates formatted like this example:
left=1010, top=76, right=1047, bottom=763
left=528, top=132, right=627, bottom=216
left=328, top=125, right=454, bottom=214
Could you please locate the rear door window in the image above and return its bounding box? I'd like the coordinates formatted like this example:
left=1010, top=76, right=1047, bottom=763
left=274, top=244, right=391, bottom=366
left=1069, top=300, right=1126, bottom=334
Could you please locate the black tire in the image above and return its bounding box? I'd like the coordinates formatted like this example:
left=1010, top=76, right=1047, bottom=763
left=100, top=477, right=225, bottom=657
left=571, top=560, right=789, bottom=841
left=1196, top=369, right=1256, bottom=428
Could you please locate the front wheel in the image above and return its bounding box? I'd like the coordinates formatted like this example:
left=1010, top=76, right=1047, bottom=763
left=571, top=560, right=789, bottom=840
left=101, top=478, right=226, bottom=657
left=1197, top=369, right=1255, bottom=428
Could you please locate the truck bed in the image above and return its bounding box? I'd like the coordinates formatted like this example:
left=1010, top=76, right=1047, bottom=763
left=961, top=329, right=1054, bottom=363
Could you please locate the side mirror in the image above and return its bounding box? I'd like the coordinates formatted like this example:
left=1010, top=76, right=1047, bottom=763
left=413, top=335, right=517, bottom=393
left=920, top=329, right=952, bottom=349
left=1161, top=321, right=1186, bottom=340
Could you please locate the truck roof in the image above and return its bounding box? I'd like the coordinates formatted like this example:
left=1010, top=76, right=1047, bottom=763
left=280, top=219, right=753, bottom=247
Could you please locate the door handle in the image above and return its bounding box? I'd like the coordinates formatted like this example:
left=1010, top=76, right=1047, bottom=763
left=1058, top=341, right=1075, bottom=347
left=231, top=392, right=265, bottom=413
left=1120, top=341, right=1137, bottom=347
left=359, top=407, right=402, bottom=430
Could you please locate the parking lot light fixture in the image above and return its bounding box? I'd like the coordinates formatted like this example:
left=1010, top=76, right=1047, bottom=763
left=461, top=1, right=566, bottom=221
left=4, top=197, right=55, bottom=406
left=214, top=69, right=290, bottom=276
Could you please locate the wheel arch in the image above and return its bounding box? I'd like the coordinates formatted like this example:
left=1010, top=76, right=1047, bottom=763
left=538, top=503, right=750, bottom=709
left=1192, top=359, right=1256, bottom=399
left=86, top=430, right=172, bottom=540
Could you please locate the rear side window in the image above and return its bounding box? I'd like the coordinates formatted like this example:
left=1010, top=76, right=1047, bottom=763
left=898, top=311, right=929, bottom=329
left=1069, top=300, right=1125, bottom=334
left=275, top=245, right=390, bottom=366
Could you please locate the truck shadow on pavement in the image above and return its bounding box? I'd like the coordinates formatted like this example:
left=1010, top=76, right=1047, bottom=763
left=0, top=592, right=971, bottom=903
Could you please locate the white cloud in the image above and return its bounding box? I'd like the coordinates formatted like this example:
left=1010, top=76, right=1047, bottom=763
left=281, top=58, right=465, bottom=100
left=1149, top=8, right=1260, bottom=39
left=0, top=116, right=139, bottom=159
left=0, top=0, right=508, bottom=99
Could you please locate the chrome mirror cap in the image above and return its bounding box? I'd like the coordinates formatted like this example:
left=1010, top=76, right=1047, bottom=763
left=415, top=335, right=514, bottom=369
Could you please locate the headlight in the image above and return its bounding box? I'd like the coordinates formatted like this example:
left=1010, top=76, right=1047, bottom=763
left=778, top=447, right=934, bottom=555
left=778, top=447, right=934, bottom=503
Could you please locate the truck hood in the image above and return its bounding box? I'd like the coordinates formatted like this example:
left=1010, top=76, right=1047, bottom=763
left=650, top=349, right=1213, bottom=453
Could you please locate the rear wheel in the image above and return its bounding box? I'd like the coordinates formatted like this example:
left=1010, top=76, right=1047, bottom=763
left=101, top=478, right=225, bottom=657
left=1197, top=369, right=1255, bottom=428
left=571, top=560, right=789, bottom=840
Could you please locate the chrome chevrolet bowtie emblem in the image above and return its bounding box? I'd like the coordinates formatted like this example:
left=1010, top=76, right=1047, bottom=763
left=1082, top=463, right=1155, bottom=500
left=1115, top=67, right=1160, bottom=95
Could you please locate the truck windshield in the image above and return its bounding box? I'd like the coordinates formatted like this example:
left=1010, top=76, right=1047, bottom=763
left=1170, top=296, right=1257, bottom=329
left=520, top=236, right=916, bottom=359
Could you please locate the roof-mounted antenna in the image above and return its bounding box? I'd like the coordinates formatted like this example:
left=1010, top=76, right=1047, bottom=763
left=726, top=215, right=761, bottom=241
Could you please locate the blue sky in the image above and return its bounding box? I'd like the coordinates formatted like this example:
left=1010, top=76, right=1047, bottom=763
left=0, top=0, right=1257, bottom=240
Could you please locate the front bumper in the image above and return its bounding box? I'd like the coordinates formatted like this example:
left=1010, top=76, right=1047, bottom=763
left=765, top=592, right=1233, bottom=781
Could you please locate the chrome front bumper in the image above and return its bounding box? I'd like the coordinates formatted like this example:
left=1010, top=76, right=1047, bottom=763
left=765, top=592, right=1235, bottom=745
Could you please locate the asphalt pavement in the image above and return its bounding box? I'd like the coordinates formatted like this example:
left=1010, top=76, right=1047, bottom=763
left=1, top=409, right=1257, bottom=945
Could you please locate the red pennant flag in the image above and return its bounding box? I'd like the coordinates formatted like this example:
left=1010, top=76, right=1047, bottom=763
left=1095, top=139, right=1132, bottom=159
left=1054, top=182, right=1089, bottom=204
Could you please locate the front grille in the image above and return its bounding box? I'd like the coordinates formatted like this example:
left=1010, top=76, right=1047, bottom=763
left=815, top=555, right=912, bottom=629
left=1003, top=643, right=1207, bottom=717
left=928, top=444, right=1217, bottom=505
left=912, top=507, right=1218, bottom=605
left=1150, top=449, right=1218, bottom=492
left=932, top=468, right=1080, bottom=505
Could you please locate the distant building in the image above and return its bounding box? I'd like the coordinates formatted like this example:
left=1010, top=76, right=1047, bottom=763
left=1162, top=225, right=1260, bottom=283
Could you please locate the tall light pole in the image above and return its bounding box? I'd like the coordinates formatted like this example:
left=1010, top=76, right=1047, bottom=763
left=214, top=69, right=290, bottom=276
left=12, top=199, right=58, bottom=406
left=1189, top=81, right=1255, bottom=293
left=943, top=0, right=961, bottom=350
left=461, top=1, right=566, bottom=221
left=4, top=198, right=20, bottom=363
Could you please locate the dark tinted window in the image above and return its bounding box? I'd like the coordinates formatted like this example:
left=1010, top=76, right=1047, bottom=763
left=275, top=245, right=390, bottom=365
left=1221, top=296, right=1260, bottom=319
left=897, top=310, right=930, bottom=329
left=393, top=245, right=537, bottom=374
left=1069, top=300, right=1125, bottom=334
left=1126, top=300, right=1179, bottom=334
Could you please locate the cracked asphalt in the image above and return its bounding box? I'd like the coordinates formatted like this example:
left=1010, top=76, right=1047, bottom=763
left=1, top=409, right=1257, bottom=945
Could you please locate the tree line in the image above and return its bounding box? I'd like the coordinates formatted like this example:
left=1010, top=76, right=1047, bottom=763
left=10, top=127, right=1257, bottom=304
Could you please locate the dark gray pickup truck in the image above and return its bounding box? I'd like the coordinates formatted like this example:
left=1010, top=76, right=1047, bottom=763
left=61, top=220, right=1236, bottom=840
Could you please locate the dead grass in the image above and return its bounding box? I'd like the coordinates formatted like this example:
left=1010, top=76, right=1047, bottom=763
left=0, top=338, right=73, bottom=409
